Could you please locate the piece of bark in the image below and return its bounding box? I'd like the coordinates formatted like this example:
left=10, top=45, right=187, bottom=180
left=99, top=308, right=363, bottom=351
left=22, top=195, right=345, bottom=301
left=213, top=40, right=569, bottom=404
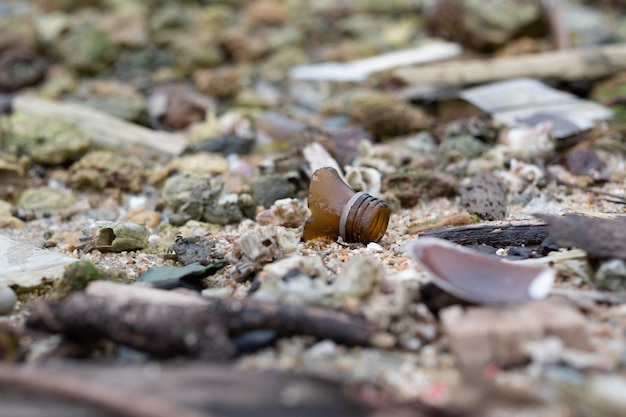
left=459, top=172, right=508, bottom=221
left=27, top=294, right=236, bottom=360
left=91, top=282, right=374, bottom=345
left=440, top=299, right=591, bottom=373
left=0, top=362, right=371, bottom=417
left=418, top=219, right=549, bottom=247
left=534, top=213, right=626, bottom=260
left=394, top=43, right=626, bottom=86
left=12, top=95, right=186, bottom=155
left=40, top=282, right=375, bottom=349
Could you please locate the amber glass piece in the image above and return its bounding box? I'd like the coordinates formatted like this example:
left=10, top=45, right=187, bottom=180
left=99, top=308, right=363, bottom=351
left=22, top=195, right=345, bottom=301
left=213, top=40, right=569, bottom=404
left=302, top=167, right=390, bottom=244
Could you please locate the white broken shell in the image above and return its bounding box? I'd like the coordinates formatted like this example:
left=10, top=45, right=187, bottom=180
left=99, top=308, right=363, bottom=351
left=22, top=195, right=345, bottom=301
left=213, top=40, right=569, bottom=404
left=405, top=237, right=554, bottom=305
left=77, top=221, right=149, bottom=253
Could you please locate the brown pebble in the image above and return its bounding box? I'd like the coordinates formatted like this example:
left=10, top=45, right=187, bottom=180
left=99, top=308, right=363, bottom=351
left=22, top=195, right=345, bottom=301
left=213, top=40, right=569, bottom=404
left=126, top=210, right=161, bottom=228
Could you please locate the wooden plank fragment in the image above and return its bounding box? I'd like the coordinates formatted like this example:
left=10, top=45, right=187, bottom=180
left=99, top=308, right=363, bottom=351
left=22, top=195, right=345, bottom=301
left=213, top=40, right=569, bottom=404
left=12, top=95, right=187, bottom=156
left=0, top=363, right=371, bottom=417
left=394, top=43, right=626, bottom=86
left=441, top=299, right=591, bottom=372
left=418, top=219, right=549, bottom=247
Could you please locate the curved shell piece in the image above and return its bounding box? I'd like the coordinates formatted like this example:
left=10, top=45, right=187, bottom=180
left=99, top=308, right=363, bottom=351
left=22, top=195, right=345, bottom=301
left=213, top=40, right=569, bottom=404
left=405, top=237, right=554, bottom=305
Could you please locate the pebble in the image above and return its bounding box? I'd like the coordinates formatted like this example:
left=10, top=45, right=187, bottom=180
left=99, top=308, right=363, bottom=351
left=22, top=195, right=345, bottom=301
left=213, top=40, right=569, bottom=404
left=0, top=286, right=17, bottom=315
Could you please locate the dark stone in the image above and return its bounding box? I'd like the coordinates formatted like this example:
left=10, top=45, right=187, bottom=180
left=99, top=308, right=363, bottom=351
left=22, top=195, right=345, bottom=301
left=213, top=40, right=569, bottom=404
left=250, top=174, right=297, bottom=208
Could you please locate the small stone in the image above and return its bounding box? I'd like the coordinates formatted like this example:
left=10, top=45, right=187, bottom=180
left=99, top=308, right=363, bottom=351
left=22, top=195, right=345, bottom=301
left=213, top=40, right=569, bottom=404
left=0, top=286, right=17, bottom=315
left=0, top=200, right=24, bottom=228
left=3, top=112, right=91, bottom=165
left=186, top=135, right=255, bottom=156
left=441, top=299, right=591, bottom=373
left=253, top=255, right=331, bottom=306
left=594, top=259, right=626, bottom=292
left=383, top=171, right=458, bottom=208
left=67, top=150, right=146, bottom=193
left=0, top=153, right=26, bottom=201
left=72, top=79, right=147, bottom=122
left=349, top=92, right=430, bottom=139
left=438, top=134, right=489, bottom=166
left=564, top=148, right=610, bottom=183
left=16, top=187, right=77, bottom=217
left=193, top=66, right=242, bottom=99
left=126, top=210, right=161, bottom=228
left=55, top=261, right=104, bottom=297
left=425, top=0, right=548, bottom=50
left=250, top=174, right=297, bottom=209
left=56, top=25, right=117, bottom=74
left=460, top=171, right=508, bottom=220
left=255, top=198, right=308, bottom=228
left=331, top=256, right=384, bottom=307
left=169, top=235, right=227, bottom=266
left=247, top=0, right=289, bottom=26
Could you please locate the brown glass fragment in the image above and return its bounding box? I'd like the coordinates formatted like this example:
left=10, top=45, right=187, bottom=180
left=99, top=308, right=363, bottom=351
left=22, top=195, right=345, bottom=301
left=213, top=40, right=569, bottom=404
left=302, top=167, right=390, bottom=244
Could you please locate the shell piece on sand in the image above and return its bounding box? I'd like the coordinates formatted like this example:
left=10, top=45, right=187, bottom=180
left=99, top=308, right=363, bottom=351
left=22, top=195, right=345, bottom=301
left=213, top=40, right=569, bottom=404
left=405, top=237, right=554, bottom=305
left=0, top=234, right=76, bottom=287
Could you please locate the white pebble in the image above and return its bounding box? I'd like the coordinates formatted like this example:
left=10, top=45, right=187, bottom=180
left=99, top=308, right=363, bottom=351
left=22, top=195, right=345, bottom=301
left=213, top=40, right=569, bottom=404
left=0, top=286, right=17, bottom=315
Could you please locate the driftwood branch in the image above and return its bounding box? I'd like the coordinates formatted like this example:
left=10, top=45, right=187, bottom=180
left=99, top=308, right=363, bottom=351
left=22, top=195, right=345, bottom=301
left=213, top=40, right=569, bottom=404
left=12, top=95, right=187, bottom=155
left=0, top=363, right=376, bottom=417
left=418, top=220, right=549, bottom=247
left=0, top=365, right=210, bottom=417
left=394, top=43, right=626, bottom=86
left=88, top=282, right=375, bottom=345
left=27, top=293, right=236, bottom=360
left=27, top=282, right=375, bottom=358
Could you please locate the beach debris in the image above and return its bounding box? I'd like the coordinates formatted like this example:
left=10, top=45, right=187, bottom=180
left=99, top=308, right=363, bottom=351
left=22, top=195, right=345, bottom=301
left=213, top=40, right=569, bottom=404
left=2, top=112, right=91, bottom=165
left=137, top=261, right=227, bottom=290
left=168, top=235, right=227, bottom=266
left=76, top=221, right=149, bottom=253
left=290, top=42, right=461, bottom=82
left=441, top=299, right=591, bottom=372
left=459, top=171, right=508, bottom=220
left=0, top=286, right=17, bottom=315
left=460, top=78, right=612, bottom=139
left=405, top=237, right=555, bottom=305
left=302, top=167, right=390, bottom=244
left=0, top=233, right=76, bottom=288
left=424, top=0, right=548, bottom=50
left=535, top=213, right=626, bottom=260
left=67, top=150, right=146, bottom=193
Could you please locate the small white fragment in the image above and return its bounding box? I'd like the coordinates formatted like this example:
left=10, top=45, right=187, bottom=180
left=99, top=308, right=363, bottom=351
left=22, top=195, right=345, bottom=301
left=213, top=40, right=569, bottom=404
left=528, top=268, right=556, bottom=299
left=290, top=42, right=462, bottom=82
left=366, top=242, right=383, bottom=252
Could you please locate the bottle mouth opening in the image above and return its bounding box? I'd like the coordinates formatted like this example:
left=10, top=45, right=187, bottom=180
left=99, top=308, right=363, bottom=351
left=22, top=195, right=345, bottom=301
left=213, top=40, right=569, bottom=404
left=339, top=192, right=390, bottom=243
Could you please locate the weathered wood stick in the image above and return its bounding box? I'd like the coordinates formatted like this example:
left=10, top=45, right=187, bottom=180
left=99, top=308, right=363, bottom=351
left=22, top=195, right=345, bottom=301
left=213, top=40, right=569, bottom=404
left=87, top=281, right=375, bottom=345
left=418, top=220, right=549, bottom=247
left=27, top=294, right=236, bottom=360
left=33, top=282, right=375, bottom=353
left=12, top=95, right=187, bottom=155
left=0, top=365, right=210, bottom=417
left=394, top=43, right=626, bottom=86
